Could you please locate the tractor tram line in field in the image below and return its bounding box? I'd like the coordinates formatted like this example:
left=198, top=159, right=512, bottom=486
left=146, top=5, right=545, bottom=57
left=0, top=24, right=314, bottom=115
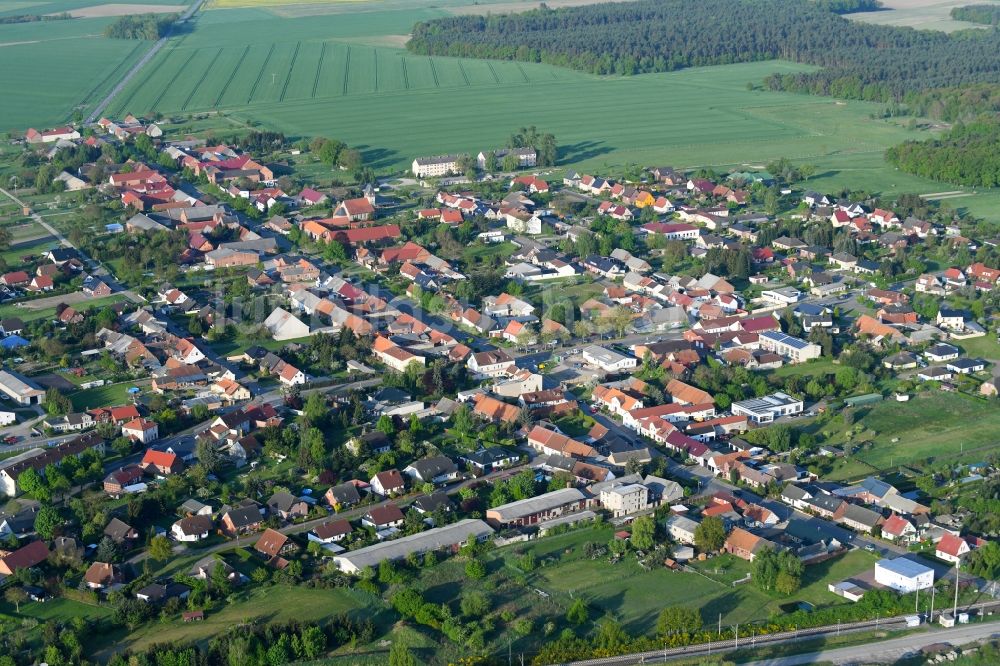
left=182, top=47, right=224, bottom=110
left=214, top=45, right=250, bottom=107
left=311, top=42, right=326, bottom=98
left=246, top=42, right=276, bottom=105
left=279, top=41, right=301, bottom=102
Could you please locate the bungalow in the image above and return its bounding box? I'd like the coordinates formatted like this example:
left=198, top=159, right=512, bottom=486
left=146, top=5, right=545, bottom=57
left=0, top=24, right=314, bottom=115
left=363, top=503, right=405, bottom=531
left=255, top=528, right=293, bottom=561
left=310, top=519, right=352, bottom=544
left=936, top=532, right=971, bottom=564
left=403, top=456, right=459, bottom=485
left=527, top=425, right=597, bottom=459
left=0, top=540, right=49, bottom=576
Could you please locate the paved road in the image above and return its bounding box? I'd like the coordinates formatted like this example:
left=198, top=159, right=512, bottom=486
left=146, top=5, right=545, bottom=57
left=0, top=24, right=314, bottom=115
left=745, top=621, right=1000, bottom=666
left=84, top=0, right=205, bottom=123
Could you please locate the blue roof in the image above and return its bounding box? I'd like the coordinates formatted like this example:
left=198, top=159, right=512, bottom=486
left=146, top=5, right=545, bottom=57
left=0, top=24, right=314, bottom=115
left=0, top=335, right=29, bottom=349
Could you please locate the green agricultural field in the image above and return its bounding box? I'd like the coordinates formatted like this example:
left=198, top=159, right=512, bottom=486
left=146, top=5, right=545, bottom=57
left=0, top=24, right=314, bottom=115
left=0, top=15, right=155, bottom=131
left=97, top=4, right=1000, bottom=218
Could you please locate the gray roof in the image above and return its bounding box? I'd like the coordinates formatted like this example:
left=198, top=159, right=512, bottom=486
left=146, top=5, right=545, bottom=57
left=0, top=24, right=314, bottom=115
left=333, top=519, right=492, bottom=572
left=488, top=488, right=586, bottom=522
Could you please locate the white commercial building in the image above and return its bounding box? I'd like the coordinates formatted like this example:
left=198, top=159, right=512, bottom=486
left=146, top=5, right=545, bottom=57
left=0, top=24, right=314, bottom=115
left=874, top=557, right=934, bottom=593
left=582, top=345, right=638, bottom=373
left=731, top=392, right=803, bottom=424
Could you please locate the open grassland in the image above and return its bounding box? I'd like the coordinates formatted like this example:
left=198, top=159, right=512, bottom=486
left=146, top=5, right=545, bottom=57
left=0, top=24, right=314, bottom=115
left=818, top=392, right=1000, bottom=480
left=499, top=527, right=879, bottom=634
left=100, top=585, right=365, bottom=657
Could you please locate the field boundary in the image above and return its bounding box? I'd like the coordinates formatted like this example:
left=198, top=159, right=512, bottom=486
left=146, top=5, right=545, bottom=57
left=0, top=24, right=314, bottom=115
left=342, top=46, right=351, bottom=94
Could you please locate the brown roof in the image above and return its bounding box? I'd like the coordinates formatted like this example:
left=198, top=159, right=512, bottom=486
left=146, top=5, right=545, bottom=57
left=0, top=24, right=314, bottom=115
left=527, top=425, right=597, bottom=458
left=666, top=378, right=713, bottom=405
left=725, top=527, right=760, bottom=555
left=374, top=469, right=405, bottom=490
left=84, top=561, right=118, bottom=586
left=0, top=540, right=49, bottom=574
left=254, top=528, right=289, bottom=558
left=366, top=503, right=405, bottom=526
left=313, top=519, right=352, bottom=540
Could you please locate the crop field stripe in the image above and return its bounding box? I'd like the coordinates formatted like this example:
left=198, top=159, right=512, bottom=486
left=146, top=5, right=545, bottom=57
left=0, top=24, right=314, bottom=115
left=246, top=42, right=276, bottom=104
left=516, top=63, right=529, bottom=84
left=279, top=41, right=301, bottom=102
left=182, top=47, right=224, bottom=110
left=149, top=48, right=200, bottom=112
left=214, top=45, right=250, bottom=107
left=457, top=61, right=470, bottom=86
left=487, top=62, right=500, bottom=84
left=429, top=58, right=439, bottom=87
left=311, top=42, right=326, bottom=98
left=401, top=57, right=409, bottom=90
left=112, top=42, right=177, bottom=117
left=373, top=48, right=378, bottom=92
left=343, top=46, right=350, bottom=95
left=79, top=40, right=146, bottom=108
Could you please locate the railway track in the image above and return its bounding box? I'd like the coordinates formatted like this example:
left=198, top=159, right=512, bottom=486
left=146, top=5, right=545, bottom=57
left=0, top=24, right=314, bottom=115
left=564, top=600, right=1000, bottom=665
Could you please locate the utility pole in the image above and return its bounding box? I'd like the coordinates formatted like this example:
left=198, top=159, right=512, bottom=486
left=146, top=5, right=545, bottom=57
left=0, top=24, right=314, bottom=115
left=734, top=624, right=739, bottom=649
left=953, top=562, right=960, bottom=619
left=916, top=586, right=919, bottom=613
left=931, top=583, right=936, bottom=622
left=718, top=613, right=722, bottom=637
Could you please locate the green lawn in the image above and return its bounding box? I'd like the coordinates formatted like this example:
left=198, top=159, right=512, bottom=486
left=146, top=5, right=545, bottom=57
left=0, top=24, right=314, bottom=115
left=68, top=381, right=135, bottom=411
left=819, top=392, right=1000, bottom=479
left=954, top=336, right=1000, bottom=363
left=103, top=585, right=364, bottom=656
left=507, top=528, right=879, bottom=634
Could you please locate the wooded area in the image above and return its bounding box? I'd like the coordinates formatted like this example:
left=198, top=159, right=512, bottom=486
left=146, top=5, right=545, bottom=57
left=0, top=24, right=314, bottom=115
left=951, top=4, right=1000, bottom=25
left=407, top=0, right=1000, bottom=119
left=104, top=13, right=177, bottom=40
left=886, top=118, right=1000, bottom=187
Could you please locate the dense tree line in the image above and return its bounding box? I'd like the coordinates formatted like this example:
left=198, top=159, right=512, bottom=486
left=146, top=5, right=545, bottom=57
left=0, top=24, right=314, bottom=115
left=408, top=0, right=1000, bottom=118
left=812, top=0, right=882, bottom=13
left=885, top=117, right=1000, bottom=186
left=951, top=4, right=1000, bottom=25
left=104, top=13, right=177, bottom=40
left=0, top=12, right=71, bottom=24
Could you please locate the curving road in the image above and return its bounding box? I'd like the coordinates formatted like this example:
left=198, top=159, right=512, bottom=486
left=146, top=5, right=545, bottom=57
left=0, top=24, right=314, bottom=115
left=84, top=0, right=205, bottom=124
